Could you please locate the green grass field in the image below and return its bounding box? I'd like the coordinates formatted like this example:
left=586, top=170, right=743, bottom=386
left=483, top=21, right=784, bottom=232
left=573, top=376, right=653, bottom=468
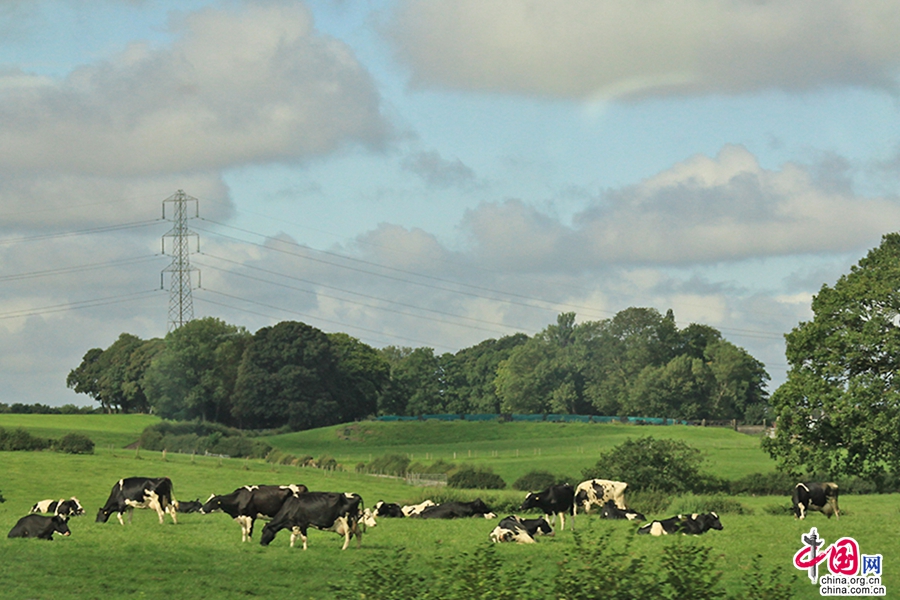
left=0, top=416, right=896, bottom=599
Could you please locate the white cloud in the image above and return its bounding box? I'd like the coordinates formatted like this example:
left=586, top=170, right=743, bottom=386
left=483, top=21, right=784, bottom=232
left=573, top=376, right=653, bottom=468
left=388, top=0, right=900, bottom=99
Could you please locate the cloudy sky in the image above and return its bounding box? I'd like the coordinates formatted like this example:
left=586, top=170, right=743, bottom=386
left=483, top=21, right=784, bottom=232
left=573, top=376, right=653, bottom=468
left=2, top=0, right=898, bottom=407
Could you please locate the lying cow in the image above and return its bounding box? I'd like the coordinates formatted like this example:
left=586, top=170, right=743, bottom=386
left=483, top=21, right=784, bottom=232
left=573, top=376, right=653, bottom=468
left=414, top=498, right=496, bottom=519
left=600, top=499, right=644, bottom=521
left=490, top=515, right=554, bottom=544
left=401, top=500, right=435, bottom=517
left=96, top=477, right=177, bottom=525
left=260, top=492, right=365, bottom=550
left=201, top=484, right=308, bottom=542
left=519, top=483, right=575, bottom=531
left=30, top=497, right=85, bottom=518
left=792, top=482, right=840, bottom=520
left=373, top=501, right=405, bottom=518
left=574, top=479, right=628, bottom=514
left=637, top=512, right=723, bottom=536
left=8, top=515, right=71, bottom=540
left=176, top=499, right=203, bottom=514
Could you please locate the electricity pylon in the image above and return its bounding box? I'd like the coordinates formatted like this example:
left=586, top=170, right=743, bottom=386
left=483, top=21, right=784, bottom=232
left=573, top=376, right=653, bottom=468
left=161, top=190, right=200, bottom=332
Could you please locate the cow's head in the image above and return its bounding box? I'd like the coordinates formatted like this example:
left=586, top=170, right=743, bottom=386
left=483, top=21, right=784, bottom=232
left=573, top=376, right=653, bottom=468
left=533, top=518, right=554, bottom=536
left=519, top=491, right=541, bottom=512
left=471, top=498, right=491, bottom=515
left=703, top=512, right=723, bottom=531
left=199, top=495, right=222, bottom=515
left=95, top=507, right=113, bottom=523
left=52, top=516, right=72, bottom=536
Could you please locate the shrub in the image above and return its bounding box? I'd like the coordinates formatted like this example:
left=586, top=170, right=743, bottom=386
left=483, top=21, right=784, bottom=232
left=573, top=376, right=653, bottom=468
left=362, top=454, right=411, bottom=476
left=512, top=470, right=571, bottom=491
left=408, top=458, right=457, bottom=475
left=627, top=488, right=672, bottom=515
left=54, top=432, right=95, bottom=454
left=318, top=455, right=338, bottom=470
left=729, top=472, right=796, bottom=496
left=0, top=427, right=50, bottom=451
left=581, top=436, right=709, bottom=494
left=137, top=421, right=271, bottom=458
left=447, top=466, right=506, bottom=490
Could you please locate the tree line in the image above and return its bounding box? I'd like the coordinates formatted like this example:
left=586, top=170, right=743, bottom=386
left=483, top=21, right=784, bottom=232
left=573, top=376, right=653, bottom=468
left=67, top=307, right=770, bottom=431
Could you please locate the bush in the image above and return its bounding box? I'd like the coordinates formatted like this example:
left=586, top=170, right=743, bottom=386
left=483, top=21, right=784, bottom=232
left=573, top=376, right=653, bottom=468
left=408, top=458, right=457, bottom=475
left=54, top=433, right=95, bottom=454
left=729, top=472, right=796, bottom=496
left=512, top=470, right=571, bottom=491
left=0, top=427, right=50, bottom=451
left=581, top=436, right=709, bottom=494
left=627, top=488, right=672, bottom=515
left=447, top=466, right=506, bottom=490
left=362, top=454, right=411, bottom=477
left=137, top=421, right=272, bottom=458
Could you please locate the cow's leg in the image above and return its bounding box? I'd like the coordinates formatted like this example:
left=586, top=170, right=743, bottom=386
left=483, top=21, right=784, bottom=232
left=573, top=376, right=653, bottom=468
left=558, top=511, right=566, bottom=531
left=117, top=510, right=126, bottom=526
left=166, top=502, right=178, bottom=525
left=290, top=526, right=301, bottom=548
left=798, top=503, right=806, bottom=520
left=237, top=516, right=251, bottom=542
left=300, top=528, right=309, bottom=550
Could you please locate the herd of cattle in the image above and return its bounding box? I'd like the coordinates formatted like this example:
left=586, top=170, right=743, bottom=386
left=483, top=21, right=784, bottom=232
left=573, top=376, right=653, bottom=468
left=6, top=475, right=842, bottom=546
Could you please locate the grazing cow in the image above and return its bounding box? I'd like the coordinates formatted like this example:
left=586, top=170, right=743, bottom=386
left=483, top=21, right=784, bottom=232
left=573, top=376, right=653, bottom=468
left=96, top=477, right=177, bottom=525
left=401, top=500, right=435, bottom=517
left=490, top=515, right=554, bottom=544
left=792, top=482, right=840, bottom=520
left=574, top=479, right=628, bottom=514
left=414, top=498, right=496, bottom=520
left=373, top=501, right=405, bottom=518
left=519, top=483, right=575, bottom=531
left=8, top=515, right=71, bottom=540
left=260, top=492, right=365, bottom=550
left=30, top=497, right=85, bottom=518
left=176, top=499, right=203, bottom=514
left=637, top=512, right=723, bottom=536
left=599, top=499, right=645, bottom=521
left=200, top=484, right=308, bottom=542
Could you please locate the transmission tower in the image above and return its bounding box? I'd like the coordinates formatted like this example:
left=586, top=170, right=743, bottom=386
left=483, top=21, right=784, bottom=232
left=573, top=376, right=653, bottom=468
left=161, top=190, right=200, bottom=332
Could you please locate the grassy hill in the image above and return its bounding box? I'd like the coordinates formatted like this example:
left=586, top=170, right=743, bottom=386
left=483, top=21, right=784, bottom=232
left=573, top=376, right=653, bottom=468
left=0, top=413, right=159, bottom=449
left=265, top=420, right=776, bottom=483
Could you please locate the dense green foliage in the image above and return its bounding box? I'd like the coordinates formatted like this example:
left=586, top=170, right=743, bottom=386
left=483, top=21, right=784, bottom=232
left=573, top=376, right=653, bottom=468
left=448, top=465, right=507, bottom=489
left=67, top=308, right=770, bottom=431
left=0, top=403, right=99, bottom=414
left=512, top=469, right=573, bottom=491
left=53, top=432, right=95, bottom=454
left=138, top=421, right=272, bottom=459
left=765, top=233, right=900, bottom=485
left=0, top=427, right=50, bottom=451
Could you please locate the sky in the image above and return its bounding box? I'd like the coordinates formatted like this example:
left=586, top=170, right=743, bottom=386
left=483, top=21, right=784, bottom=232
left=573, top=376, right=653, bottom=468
left=1, top=0, right=899, bottom=407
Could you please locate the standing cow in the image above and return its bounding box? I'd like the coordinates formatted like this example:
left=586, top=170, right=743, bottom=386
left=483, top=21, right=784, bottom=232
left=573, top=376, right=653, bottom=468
left=96, top=477, right=177, bottom=525
left=8, top=515, right=71, bottom=540
left=260, top=492, right=366, bottom=550
left=200, top=484, right=308, bottom=542
left=574, top=479, right=628, bottom=514
left=792, top=482, right=840, bottom=520
left=519, top=483, right=575, bottom=531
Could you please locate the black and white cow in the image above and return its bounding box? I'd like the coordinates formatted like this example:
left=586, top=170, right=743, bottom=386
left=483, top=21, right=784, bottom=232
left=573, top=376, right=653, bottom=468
left=260, top=492, right=365, bottom=550
left=414, top=498, right=496, bottom=520
left=519, top=483, right=575, bottom=531
left=30, top=497, right=85, bottom=518
left=792, top=482, right=840, bottom=520
left=599, top=499, right=645, bottom=521
left=637, top=512, right=723, bottom=536
left=96, top=477, right=177, bottom=525
left=574, top=479, right=628, bottom=515
left=401, top=500, right=435, bottom=517
left=8, top=515, right=71, bottom=540
left=373, top=501, right=405, bottom=518
left=176, top=499, right=203, bottom=514
left=200, top=484, right=308, bottom=542
left=490, top=515, right=554, bottom=544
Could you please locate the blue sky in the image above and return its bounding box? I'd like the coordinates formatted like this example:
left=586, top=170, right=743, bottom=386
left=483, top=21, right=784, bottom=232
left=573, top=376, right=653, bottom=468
left=1, top=0, right=898, bottom=407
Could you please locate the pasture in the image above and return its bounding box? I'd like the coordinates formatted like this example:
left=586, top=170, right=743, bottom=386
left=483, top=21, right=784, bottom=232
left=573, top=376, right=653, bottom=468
left=0, top=416, right=896, bottom=598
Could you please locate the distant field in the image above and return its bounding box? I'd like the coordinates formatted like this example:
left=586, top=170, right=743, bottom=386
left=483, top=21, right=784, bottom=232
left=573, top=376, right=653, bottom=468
left=265, top=420, right=776, bottom=483
left=0, top=414, right=159, bottom=448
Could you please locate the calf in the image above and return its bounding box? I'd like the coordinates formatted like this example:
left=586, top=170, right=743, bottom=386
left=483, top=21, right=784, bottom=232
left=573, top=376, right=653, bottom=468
left=414, top=498, right=496, bottom=519
left=200, top=484, right=308, bottom=542
left=260, top=492, right=365, bottom=550
left=401, top=500, right=435, bottom=517
left=792, top=482, right=840, bottom=520
left=637, top=512, right=723, bottom=536
left=574, top=479, right=628, bottom=515
left=8, top=515, right=71, bottom=540
left=30, top=497, right=85, bottom=518
left=96, top=477, right=177, bottom=525
left=519, top=483, right=575, bottom=531
left=373, top=501, right=405, bottom=518
left=599, top=499, right=644, bottom=521
left=490, top=515, right=554, bottom=544
left=176, top=499, right=203, bottom=514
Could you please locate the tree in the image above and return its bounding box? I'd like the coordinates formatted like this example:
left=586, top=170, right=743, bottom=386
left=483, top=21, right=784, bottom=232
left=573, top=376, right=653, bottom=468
left=327, top=333, right=389, bottom=420
left=144, top=317, right=249, bottom=423
left=232, top=321, right=349, bottom=430
left=67, top=348, right=107, bottom=411
left=764, top=233, right=900, bottom=484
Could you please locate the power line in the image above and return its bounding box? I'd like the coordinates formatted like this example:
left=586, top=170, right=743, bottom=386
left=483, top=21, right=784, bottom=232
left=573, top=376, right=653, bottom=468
left=0, top=289, right=162, bottom=321
left=0, top=255, right=163, bottom=283
left=162, top=190, right=200, bottom=332
left=0, top=220, right=162, bottom=246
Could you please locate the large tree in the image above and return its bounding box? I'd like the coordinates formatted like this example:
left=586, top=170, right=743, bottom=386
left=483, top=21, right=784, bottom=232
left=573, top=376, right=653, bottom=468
left=764, top=233, right=900, bottom=484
